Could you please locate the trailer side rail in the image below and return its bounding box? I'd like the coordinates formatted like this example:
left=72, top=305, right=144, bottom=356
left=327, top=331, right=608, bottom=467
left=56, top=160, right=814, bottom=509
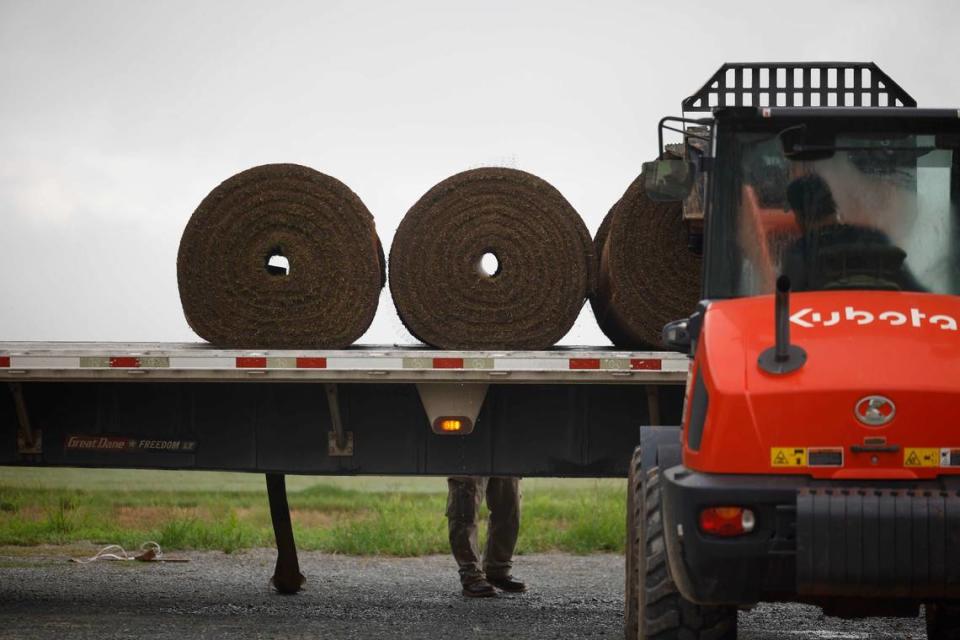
left=0, top=343, right=689, bottom=384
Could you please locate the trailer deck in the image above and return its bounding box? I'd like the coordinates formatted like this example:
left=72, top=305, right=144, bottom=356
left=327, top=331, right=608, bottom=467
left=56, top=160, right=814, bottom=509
left=0, top=342, right=688, bottom=478
left=0, top=342, right=688, bottom=383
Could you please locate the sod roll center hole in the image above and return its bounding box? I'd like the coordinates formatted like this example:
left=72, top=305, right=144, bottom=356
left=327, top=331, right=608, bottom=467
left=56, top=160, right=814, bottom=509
left=265, top=250, right=290, bottom=276
left=478, top=252, right=500, bottom=278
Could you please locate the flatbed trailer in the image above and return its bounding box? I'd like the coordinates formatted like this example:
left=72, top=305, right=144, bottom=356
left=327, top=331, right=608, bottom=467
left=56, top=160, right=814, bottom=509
left=0, top=341, right=687, bottom=591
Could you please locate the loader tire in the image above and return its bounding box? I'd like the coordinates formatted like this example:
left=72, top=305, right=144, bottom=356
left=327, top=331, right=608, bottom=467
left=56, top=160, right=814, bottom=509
left=624, top=446, right=641, bottom=640
left=927, top=602, right=960, bottom=640
left=633, top=465, right=737, bottom=640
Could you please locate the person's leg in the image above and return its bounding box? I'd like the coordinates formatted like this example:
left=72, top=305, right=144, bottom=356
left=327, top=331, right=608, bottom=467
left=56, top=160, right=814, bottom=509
left=483, top=476, right=526, bottom=592
left=446, top=476, right=495, bottom=596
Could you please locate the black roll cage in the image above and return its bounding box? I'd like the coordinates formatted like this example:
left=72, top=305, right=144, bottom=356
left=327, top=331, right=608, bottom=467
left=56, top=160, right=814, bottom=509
left=681, top=62, right=916, bottom=111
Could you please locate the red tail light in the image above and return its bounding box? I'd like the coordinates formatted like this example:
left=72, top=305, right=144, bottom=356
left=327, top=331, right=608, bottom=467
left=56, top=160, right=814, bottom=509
left=699, top=506, right=755, bottom=537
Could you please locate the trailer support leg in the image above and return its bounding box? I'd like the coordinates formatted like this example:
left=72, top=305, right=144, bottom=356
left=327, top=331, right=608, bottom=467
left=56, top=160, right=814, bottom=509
left=325, top=383, right=354, bottom=456
left=645, top=386, right=661, bottom=427
left=8, top=382, right=41, bottom=456
left=266, top=473, right=305, bottom=594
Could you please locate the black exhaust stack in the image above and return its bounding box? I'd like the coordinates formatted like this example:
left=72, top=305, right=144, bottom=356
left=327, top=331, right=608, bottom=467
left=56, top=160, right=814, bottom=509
left=758, top=276, right=807, bottom=375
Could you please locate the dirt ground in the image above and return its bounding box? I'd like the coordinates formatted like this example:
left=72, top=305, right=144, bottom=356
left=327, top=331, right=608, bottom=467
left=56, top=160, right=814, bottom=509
left=0, top=548, right=927, bottom=639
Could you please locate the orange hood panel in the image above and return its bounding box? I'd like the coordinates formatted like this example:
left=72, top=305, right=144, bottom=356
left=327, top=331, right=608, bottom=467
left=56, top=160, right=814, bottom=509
left=685, top=291, right=960, bottom=479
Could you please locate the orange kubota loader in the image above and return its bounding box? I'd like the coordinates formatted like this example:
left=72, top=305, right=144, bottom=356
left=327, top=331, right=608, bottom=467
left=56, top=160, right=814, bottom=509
left=625, top=62, right=960, bottom=640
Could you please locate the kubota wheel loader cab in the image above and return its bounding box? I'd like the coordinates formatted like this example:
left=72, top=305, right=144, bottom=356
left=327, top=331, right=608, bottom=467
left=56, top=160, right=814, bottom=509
left=627, top=63, right=960, bottom=640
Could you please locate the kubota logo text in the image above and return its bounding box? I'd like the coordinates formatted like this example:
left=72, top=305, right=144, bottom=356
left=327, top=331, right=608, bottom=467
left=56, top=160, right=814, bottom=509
left=790, top=307, right=958, bottom=331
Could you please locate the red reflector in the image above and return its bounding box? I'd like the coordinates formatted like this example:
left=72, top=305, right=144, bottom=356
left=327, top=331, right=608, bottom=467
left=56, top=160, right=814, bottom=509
left=569, top=358, right=600, bottom=370
left=630, top=359, right=662, bottom=370
left=433, top=357, right=463, bottom=369
left=0, top=356, right=9, bottom=368
left=109, top=357, right=140, bottom=368
left=699, top=507, right=754, bottom=537
left=296, top=357, right=327, bottom=369
left=236, top=357, right=267, bottom=368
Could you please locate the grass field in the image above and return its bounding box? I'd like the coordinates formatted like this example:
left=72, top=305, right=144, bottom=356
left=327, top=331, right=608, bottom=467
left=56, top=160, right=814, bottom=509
left=0, top=469, right=627, bottom=556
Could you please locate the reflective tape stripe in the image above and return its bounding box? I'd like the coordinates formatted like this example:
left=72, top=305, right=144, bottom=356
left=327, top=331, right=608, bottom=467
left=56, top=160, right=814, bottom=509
left=241, top=357, right=332, bottom=369
left=496, top=357, right=567, bottom=371
left=569, top=358, right=601, bottom=370
left=599, top=359, right=630, bottom=369
left=79, top=357, right=169, bottom=369
left=168, top=357, right=222, bottom=369
left=631, top=359, right=662, bottom=371
left=138, top=357, right=169, bottom=368
left=463, top=357, right=493, bottom=369
left=296, top=357, right=327, bottom=369
left=333, top=357, right=404, bottom=370
left=403, top=357, right=490, bottom=369
left=110, top=357, right=140, bottom=368
left=16, top=356, right=79, bottom=368
left=661, top=358, right=691, bottom=372
left=0, top=345, right=689, bottom=381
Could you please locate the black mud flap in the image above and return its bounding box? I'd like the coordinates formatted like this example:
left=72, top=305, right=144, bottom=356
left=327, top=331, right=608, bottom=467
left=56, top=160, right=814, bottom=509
left=639, top=426, right=682, bottom=473
left=797, top=487, right=960, bottom=598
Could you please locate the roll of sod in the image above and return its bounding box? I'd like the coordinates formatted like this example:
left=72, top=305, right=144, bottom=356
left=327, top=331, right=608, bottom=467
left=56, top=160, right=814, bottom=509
left=389, top=167, right=596, bottom=349
left=591, top=173, right=701, bottom=349
left=177, top=163, right=384, bottom=348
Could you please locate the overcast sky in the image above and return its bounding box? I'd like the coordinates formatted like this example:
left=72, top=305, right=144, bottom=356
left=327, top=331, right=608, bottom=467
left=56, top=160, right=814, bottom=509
left=1, top=0, right=957, bottom=346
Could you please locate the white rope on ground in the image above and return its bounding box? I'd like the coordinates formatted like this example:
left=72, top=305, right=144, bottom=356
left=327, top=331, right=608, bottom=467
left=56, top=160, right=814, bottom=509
left=71, top=541, right=165, bottom=563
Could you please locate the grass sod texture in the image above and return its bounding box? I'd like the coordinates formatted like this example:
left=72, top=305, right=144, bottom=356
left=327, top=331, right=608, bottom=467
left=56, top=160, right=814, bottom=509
left=591, top=172, right=701, bottom=349
left=0, top=470, right=626, bottom=556
left=389, top=167, right=597, bottom=349
left=177, top=163, right=385, bottom=349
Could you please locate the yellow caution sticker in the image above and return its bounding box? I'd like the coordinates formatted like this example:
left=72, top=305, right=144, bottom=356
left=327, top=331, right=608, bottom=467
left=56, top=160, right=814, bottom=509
left=904, top=448, right=940, bottom=468
left=771, top=447, right=807, bottom=467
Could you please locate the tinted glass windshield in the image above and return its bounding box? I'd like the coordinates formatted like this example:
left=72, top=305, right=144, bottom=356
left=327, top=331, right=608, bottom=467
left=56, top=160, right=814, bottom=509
left=708, top=126, right=960, bottom=297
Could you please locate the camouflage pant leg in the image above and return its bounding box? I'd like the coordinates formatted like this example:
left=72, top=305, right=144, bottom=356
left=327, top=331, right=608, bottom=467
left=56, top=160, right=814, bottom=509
left=446, top=476, right=485, bottom=583
left=482, top=476, right=521, bottom=579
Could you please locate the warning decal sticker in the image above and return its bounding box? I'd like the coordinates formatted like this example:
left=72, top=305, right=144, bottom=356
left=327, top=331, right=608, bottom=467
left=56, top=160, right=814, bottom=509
left=904, top=448, right=940, bottom=468
left=942, top=449, right=960, bottom=468
left=771, top=447, right=807, bottom=467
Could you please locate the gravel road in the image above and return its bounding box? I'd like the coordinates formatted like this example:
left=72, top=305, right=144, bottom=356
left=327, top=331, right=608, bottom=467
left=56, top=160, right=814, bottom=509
left=0, top=548, right=927, bottom=639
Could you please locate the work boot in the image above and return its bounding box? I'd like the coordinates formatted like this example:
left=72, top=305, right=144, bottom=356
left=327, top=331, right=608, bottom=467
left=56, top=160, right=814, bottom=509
left=486, top=575, right=527, bottom=593
left=462, top=578, right=497, bottom=598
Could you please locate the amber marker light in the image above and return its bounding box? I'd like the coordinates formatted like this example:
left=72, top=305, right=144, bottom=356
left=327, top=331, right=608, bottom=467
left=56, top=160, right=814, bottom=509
left=432, top=417, right=474, bottom=435
left=440, top=419, right=462, bottom=432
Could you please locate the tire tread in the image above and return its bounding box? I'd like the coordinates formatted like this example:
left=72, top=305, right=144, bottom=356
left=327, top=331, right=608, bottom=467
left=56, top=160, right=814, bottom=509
left=639, top=467, right=737, bottom=640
